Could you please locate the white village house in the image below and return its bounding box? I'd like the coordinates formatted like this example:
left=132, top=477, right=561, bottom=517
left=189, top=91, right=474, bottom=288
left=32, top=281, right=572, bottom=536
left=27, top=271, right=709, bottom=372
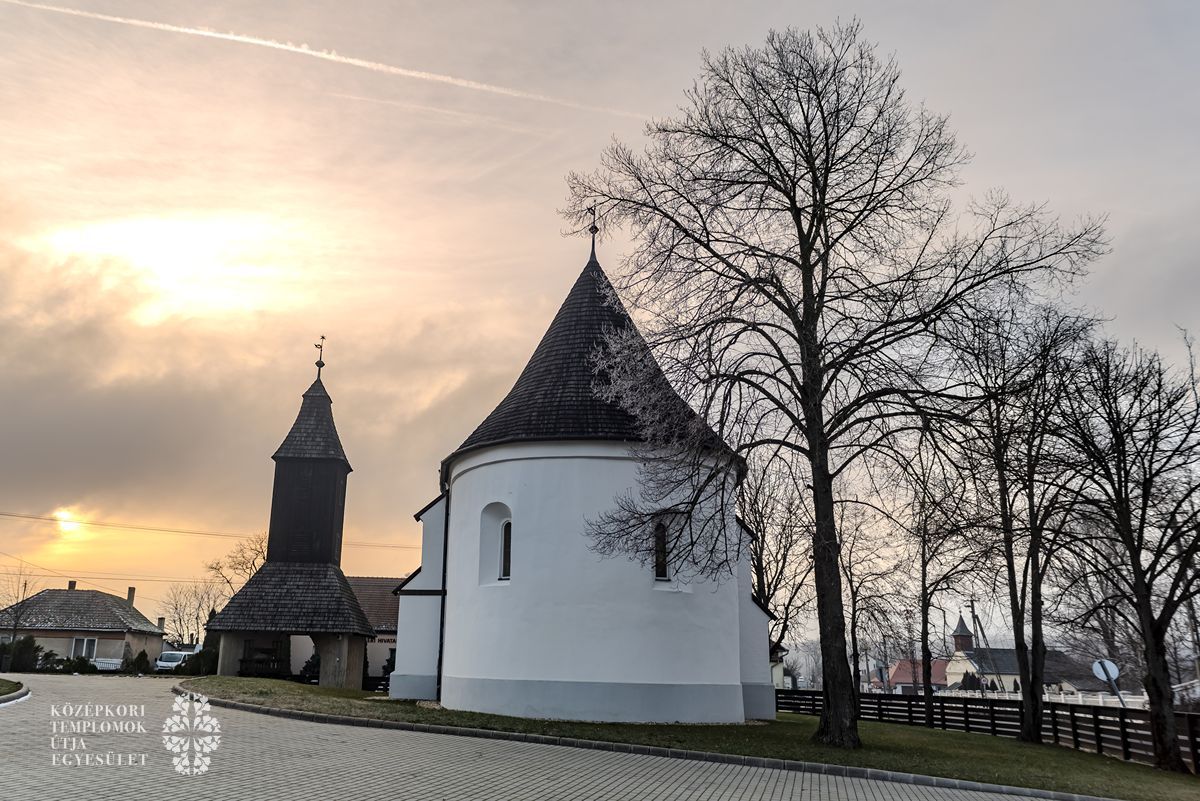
left=389, top=243, right=775, bottom=723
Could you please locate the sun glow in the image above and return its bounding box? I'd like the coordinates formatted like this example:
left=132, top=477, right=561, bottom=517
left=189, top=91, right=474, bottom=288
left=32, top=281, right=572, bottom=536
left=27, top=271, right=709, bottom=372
left=29, top=214, right=319, bottom=323
left=53, top=508, right=81, bottom=535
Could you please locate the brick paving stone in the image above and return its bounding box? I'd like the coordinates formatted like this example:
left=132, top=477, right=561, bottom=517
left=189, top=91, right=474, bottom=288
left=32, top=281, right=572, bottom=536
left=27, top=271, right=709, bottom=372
left=0, top=674, right=1037, bottom=801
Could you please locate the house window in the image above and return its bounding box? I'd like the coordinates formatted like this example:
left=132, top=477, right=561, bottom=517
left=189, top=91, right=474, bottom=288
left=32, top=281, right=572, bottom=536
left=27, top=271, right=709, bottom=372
left=653, top=521, right=669, bottom=581
left=499, top=520, right=512, bottom=580
left=71, top=637, right=97, bottom=659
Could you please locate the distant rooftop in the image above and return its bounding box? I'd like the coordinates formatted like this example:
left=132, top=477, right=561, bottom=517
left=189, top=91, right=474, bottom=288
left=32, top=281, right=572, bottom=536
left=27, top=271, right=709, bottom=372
left=346, top=576, right=404, bottom=633
left=0, top=588, right=162, bottom=635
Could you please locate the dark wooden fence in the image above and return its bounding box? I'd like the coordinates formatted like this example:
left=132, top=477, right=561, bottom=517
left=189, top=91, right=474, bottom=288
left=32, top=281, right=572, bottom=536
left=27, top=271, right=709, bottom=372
left=776, top=689, right=1200, bottom=773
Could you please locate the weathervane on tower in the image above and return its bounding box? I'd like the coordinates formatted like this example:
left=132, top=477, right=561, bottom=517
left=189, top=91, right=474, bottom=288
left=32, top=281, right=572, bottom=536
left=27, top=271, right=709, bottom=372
left=587, top=204, right=599, bottom=261
left=315, top=335, right=326, bottom=378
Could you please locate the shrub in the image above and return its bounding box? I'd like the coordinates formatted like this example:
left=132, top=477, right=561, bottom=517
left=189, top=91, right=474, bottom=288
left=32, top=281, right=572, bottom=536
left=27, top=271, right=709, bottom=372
left=0, top=636, right=43, bottom=672
left=62, top=655, right=98, bottom=674
left=176, top=648, right=217, bottom=676
left=132, top=649, right=151, bottom=674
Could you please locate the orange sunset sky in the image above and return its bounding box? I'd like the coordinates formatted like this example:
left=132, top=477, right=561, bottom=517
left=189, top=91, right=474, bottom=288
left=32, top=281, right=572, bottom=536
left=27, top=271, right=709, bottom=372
left=1, top=1, right=1197, bottom=621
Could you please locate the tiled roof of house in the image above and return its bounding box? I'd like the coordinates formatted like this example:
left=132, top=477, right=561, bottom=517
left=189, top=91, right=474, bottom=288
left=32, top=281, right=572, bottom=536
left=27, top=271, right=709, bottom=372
left=447, top=253, right=725, bottom=465
left=964, top=647, right=1106, bottom=691
left=0, top=589, right=162, bottom=634
left=272, top=378, right=351, bottom=468
left=346, top=576, right=403, bottom=633
left=206, top=561, right=373, bottom=636
left=889, top=658, right=949, bottom=686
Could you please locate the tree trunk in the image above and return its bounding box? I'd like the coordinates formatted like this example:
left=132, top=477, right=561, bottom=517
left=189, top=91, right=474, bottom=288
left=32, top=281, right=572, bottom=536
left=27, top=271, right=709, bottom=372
left=809, top=463, right=861, bottom=748
left=849, top=605, right=861, bottom=716
left=1139, top=603, right=1188, bottom=771
left=1025, top=531, right=1046, bottom=743
left=920, top=589, right=935, bottom=727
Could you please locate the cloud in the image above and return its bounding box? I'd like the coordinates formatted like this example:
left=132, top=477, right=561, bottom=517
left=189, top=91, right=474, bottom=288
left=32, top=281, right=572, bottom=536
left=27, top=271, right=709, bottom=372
left=0, top=0, right=644, bottom=119
left=0, top=202, right=535, bottom=586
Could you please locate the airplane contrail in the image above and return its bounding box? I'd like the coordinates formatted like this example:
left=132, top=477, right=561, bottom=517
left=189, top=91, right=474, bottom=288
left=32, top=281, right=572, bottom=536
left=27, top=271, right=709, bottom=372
left=1, top=0, right=643, bottom=119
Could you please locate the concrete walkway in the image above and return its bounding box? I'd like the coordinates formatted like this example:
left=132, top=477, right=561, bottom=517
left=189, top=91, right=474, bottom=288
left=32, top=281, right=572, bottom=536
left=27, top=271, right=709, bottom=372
left=2, top=673, right=1028, bottom=801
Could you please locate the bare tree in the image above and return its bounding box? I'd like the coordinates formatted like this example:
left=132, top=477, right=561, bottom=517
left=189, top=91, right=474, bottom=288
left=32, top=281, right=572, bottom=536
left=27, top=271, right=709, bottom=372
left=892, top=438, right=979, bottom=725
left=838, top=501, right=898, bottom=705
left=206, top=533, right=267, bottom=600
left=952, top=301, right=1093, bottom=741
left=739, top=448, right=814, bottom=652
left=158, top=582, right=224, bottom=647
left=568, top=22, right=1104, bottom=747
left=0, top=563, right=42, bottom=671
left=1057, top=338, right=1200, bottom=772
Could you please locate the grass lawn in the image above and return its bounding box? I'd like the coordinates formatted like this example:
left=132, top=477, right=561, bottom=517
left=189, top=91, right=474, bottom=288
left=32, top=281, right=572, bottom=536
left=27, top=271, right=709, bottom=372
left=0, top=678, right=23, bottom=695
left=182, top=676, right=1197, bottom=801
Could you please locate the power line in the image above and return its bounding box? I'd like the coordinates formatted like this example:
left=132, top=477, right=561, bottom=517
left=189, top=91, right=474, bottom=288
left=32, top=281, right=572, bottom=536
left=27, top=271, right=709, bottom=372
left=0, top=550, right=161, bottom=604
left=0, top=511, right=418, bottom=549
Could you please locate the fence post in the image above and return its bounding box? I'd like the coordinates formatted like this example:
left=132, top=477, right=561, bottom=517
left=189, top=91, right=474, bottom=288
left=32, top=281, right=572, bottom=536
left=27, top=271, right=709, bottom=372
left=1118, top=707, right=1131, bottom=761
left=1092, top=707, right=1103, bottom=754
left=1049, top=701, right=1059, bottom=744
left=988, top=700, right=997, bottom=736
left=963, top=699, right=971, bottom=733
left=939, top=697, right=946, bottom=730
left=1069, top=705, right=1080, bottom=750
left=907, top=695, right=914, bottom=725
left=1187, top=713, right=1199, bottom=774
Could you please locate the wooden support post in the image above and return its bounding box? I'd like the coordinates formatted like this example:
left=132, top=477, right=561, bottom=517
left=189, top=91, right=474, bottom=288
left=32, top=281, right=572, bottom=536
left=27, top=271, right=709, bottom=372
left=1049, top=702, right=1059, bottom=744
left=939, top=698, right=946, bottom=729
left=907, top=695, right=914, bottom=725
left=988, top=700, right=997, bottom=736
left=1092, top=707, right=1103, bottom=754
left=1069, top=705, right=1080, bottom=750
left=1118, top=707, right=1131, bottom=761
left=1186, top=713, right=1199, bottom=773
left=963, top=699, right=971, bottom=733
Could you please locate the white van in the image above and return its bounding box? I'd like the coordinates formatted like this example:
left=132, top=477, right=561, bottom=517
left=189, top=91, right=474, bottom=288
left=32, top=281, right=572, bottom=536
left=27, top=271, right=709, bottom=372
left=155, top=651, right=191, bottom=672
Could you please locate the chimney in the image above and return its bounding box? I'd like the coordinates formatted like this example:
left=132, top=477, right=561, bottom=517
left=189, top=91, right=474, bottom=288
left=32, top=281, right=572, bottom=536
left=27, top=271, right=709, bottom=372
left=126, top=586, right=136, bottom=605
left=156, top=617, right=165, bottom=631
left=67, top=580, right=77, bottom=590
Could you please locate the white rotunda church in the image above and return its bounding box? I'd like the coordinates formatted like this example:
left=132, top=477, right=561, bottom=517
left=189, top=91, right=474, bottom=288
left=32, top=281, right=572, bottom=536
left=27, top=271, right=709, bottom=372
left=389, top=243, right=775, bottom=723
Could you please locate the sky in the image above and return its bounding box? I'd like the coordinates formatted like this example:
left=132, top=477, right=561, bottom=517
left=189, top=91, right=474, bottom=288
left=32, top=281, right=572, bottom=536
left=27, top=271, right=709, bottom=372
left=0, top=1, right=1197, bottom=623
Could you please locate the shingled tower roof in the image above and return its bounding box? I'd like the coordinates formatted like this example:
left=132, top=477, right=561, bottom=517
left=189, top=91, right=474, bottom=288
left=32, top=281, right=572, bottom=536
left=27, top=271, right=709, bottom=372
left=207, top=562, right=374, bottom=636
left=273, top=378, right=351, bottom=468
left=453, top=253, right=641, bottom=458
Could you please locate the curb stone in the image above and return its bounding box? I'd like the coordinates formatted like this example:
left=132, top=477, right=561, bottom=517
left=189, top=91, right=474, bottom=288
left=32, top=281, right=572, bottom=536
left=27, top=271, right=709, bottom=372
left=170, top=684, right=1127, bottom=801
left=0, top=685, right=29, bottom=706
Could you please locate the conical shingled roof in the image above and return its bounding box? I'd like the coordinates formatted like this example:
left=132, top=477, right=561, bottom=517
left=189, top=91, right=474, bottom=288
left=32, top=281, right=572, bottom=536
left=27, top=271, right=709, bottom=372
left=206, top=561, right=374, bottom=636
left=952, top=614, right=973, bottom=636
left=452, top=255, right=644, bottom=458
left=273, top=378, right=351, bottom=468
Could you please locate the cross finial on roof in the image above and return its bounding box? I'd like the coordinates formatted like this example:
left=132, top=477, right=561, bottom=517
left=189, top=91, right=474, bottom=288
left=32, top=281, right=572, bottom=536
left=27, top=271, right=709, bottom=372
left=587, top=204, right=599, bottom=263
left=315, top=335, right=326, bottom=378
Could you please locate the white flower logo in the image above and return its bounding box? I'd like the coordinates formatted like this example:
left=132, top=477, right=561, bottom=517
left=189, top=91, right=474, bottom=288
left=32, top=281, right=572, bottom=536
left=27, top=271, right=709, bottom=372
left=162, top=691, right=222, bottom=775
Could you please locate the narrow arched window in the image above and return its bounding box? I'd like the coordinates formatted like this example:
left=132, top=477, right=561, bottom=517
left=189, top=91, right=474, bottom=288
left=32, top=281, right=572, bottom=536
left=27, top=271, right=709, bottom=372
left=653, top=521, right=669, bottom=581
left=499, top=520, right=512, bottom=580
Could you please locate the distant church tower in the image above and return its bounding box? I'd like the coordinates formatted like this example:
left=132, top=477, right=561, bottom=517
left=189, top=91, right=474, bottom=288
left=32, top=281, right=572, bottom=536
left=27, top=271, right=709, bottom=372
left=208, top=353, right=374, bottom=689
left=952, top=614, right=975, bottom=652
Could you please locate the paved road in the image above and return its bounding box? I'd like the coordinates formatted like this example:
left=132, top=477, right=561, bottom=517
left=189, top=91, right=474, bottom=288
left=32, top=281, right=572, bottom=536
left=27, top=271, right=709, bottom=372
left=1, top=673, right=1023, bottom=801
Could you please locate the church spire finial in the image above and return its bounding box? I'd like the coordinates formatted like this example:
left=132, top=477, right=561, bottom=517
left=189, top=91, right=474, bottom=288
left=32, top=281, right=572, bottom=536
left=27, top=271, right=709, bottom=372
left=587, top=204, right=599, bottom=263
left=315, top=335, right=326, bottom=379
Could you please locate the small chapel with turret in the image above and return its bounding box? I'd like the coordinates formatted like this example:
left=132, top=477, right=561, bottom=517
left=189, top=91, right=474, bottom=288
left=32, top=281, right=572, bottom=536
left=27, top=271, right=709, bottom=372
left=388, top=240, right=775, bottom=723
